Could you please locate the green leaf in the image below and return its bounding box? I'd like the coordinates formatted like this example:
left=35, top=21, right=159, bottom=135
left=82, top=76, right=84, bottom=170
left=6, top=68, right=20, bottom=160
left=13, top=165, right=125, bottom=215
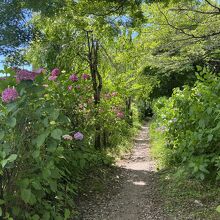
left=32, top=214, right=40, bottom=220
left=216, top=205, right=220, bottom=213
left=7, top=154, right=17, bottom=163
left=1, top=154, right=17, bottom=168
left=208, top=134, right=213, bottom=142
left=64, top=209, right=71, bottom=220
left=32, top=181, right=42, bottom=190
left=0, top=131, right=4, bottom=141
left=51, top=129, right=62, bottom=140
left=0, top=207, right=2, bottom=216
left=35, top=133, right=47, bottom=147
left=0, top=199, right=5, bottom=205
left=32, top=150, right=40, bottom=159
left=21, top=188, right=31, bottom=204
left=7, top=117, right=16, bottom=128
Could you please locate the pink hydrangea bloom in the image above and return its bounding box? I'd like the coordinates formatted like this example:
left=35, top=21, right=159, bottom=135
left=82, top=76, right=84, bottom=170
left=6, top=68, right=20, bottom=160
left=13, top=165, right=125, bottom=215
left=51, top=68, right=60, bottom=76
left=2, top=88, right=18, bottom=103
left=68, top=85, right=73, bottom=90
left=48, top=75, right=58, bottom=81
left=69, top=74, right=78, bottom=82
left=117, top=112, right=124, bottom=119
left=82, top=73, right=90, bottom=80
left=16, top=68, right=42, bottom=81
left=74, top=132, right=84, bottom=140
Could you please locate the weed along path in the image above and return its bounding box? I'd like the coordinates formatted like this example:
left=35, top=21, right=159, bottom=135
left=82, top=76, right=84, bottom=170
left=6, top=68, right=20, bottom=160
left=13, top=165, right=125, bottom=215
left=78, top=123, right=168, bottom=220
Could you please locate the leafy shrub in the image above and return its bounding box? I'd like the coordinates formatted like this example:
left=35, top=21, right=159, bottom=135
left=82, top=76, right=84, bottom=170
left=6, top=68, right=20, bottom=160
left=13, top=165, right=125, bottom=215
left=152, top=69, right=220, bottom=180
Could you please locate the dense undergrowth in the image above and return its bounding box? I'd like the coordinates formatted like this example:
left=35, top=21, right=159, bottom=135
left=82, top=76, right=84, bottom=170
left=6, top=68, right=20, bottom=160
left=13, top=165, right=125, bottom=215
left=150, top=69, right=220, bottom=218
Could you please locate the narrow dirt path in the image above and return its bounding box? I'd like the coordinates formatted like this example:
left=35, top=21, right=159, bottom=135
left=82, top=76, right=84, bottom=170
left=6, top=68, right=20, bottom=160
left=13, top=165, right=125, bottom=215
left=79, top=123, right=168, bottom=220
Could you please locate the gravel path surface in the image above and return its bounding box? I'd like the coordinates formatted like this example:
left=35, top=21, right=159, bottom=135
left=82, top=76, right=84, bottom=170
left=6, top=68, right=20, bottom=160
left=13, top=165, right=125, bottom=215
left=78, top=123, right=169, bottom=220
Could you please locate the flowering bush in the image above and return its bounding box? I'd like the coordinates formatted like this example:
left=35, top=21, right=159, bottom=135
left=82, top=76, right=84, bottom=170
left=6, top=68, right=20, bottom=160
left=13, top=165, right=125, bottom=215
left=0, top=66, right=133, bottom=219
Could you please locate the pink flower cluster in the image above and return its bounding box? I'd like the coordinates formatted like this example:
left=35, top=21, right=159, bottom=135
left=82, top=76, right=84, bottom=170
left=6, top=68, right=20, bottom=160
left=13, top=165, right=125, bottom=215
left=82, top=73, right=90, bottom=80
left=16, top=68, right=44, bottom=82
left=69, top=74, right=78, bottom=82
left=112, top=107, right=124, bottom=119
left=1, top=87, right=18, bottom=103
left=49, top=68, right=60, bottom=81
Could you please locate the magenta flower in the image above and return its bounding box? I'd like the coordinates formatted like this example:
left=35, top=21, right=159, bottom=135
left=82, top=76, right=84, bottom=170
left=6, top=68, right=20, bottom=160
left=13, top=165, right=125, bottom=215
left=16, top=69, right=42, bottom=81
left=51, top=68, right=60, bottom=76
left=68, top=85, right=73, bottom=90
left=48, top=75, right=58, bottom=81
left=2, top=88, right=18, bottom=103
left=0, top=77, right=7, bottom=81
left=69, top=74, right=78, bottom=82
left=82, top=73, right=90, bottom=80
left=74, top=132, right=84, bottom=140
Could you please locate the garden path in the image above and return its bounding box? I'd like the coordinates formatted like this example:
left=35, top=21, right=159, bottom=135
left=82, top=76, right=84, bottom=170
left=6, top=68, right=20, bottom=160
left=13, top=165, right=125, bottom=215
left=79, top=123, right=169, bottom=220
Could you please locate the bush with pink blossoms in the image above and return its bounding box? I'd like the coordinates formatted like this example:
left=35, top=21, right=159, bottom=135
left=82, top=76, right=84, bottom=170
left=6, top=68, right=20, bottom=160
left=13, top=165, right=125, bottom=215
left=1, top=87, right=18, bottom=103
left=16, top=68, right=44, bottom=81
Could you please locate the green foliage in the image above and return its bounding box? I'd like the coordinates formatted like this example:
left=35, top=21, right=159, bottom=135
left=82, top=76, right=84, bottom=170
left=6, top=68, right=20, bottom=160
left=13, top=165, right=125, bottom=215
left=152, top=69, right=220, bottom=180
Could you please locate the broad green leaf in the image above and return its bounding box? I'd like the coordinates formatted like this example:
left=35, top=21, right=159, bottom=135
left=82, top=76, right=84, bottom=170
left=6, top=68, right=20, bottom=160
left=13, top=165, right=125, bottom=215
left=0, top=207, right=2, bottom=216
left=7, top=154, right=17, bottom=163
left=21, top=188, right=31, bottom=204
left=35, top=134, right=47, bottom=147
left=51, top=129, right=62, bottom=140
left=1, top=154, right=17, bottom=168
left=216, top=205, right=220, bottom=213
left=6, top=117, right=16, bottom=128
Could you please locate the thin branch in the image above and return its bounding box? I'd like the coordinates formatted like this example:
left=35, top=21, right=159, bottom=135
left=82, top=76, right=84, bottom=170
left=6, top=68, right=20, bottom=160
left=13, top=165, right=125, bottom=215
left=157, top=4, right=220, bottom=39
left=170, top=7, right=220, bottom=15
left=205, top=0, right=220, bottom=11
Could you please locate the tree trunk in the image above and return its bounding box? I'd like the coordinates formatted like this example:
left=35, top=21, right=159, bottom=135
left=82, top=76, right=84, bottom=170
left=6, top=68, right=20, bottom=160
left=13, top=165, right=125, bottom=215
left=86, top=31, right=102, bottom=149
